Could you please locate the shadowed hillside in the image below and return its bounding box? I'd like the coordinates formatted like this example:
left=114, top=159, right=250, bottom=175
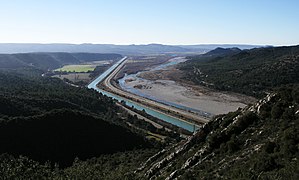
left=0, top=52, right=122, bottom=70
left=0, top=69, right=150, bottom=167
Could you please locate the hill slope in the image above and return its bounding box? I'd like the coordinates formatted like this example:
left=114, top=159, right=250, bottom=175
left=0, top=52, right=122, bottom=70
left=134, top=85, right=299, bottom=179
left=0, top=69, right=150, bottom=167
left=0, top=109, right=147, bottom=167
left=204, top=47, right=241, bottom=56
left=180, top=45, right=299, bottom=97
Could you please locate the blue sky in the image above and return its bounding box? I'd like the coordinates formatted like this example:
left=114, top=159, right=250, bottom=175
left=0, top=0, right=298, bottom=45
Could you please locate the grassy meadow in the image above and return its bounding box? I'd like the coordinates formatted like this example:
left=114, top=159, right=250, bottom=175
left=55, top=64, right=96, bottom=73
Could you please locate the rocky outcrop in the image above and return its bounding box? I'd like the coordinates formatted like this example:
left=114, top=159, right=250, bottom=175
left=139, top=92, right=283, bottom=179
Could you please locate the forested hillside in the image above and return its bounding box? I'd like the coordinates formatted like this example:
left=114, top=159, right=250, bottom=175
left=0, top=69, right=151, bottom=167
left=133, top=85, right=299, bottom=179
left=180, top=45, right=299, bottom=97
left=187, top=47, right=242, bottom=61
left=0, top=52, right=122, bottom=70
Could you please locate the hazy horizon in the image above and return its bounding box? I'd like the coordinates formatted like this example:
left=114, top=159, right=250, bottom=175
left=0, top=42, right=273, bottom=46
left=0, top=0, right=299, bottom=46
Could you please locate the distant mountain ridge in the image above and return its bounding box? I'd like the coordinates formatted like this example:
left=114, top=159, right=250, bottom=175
left=0, top=52, right=122, bottom=70
left=179, top=44, right=264, bottom=51
left=0, top=43, right=263, bottom=55
left=184, top=47, right=243, bottom=63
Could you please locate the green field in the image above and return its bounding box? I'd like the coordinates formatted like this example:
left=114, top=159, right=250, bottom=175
left=55, top=64, right=96, bottom=72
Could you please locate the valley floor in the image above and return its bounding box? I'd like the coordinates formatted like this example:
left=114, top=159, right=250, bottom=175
left=125, top=78, right=255, bottom=115
left=122, top=58, right=256, bottom=115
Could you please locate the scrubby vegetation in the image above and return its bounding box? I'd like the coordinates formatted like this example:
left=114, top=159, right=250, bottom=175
left=0, top=149, right=156, bottom=179
left=0, top=68, right=157, bottom=169
left=0, top=52, right=121, bottom=70
left=183, top=85, right=299, bottom=179
left=135, top=85, right=299, bottom=179
left=180, top=45, right=299, bottom=97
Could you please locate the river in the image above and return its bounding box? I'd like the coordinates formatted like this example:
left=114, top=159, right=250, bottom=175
left=87, top=57, right=200, bottom=132
left=118, top=57, right=213, bottom=118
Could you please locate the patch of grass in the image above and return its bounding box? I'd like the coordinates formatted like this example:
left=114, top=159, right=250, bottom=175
left=55, top=65, right=96, bottom=73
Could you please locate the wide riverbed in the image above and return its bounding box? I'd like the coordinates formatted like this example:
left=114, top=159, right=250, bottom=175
left=118, top=57, right=253, bottom=116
